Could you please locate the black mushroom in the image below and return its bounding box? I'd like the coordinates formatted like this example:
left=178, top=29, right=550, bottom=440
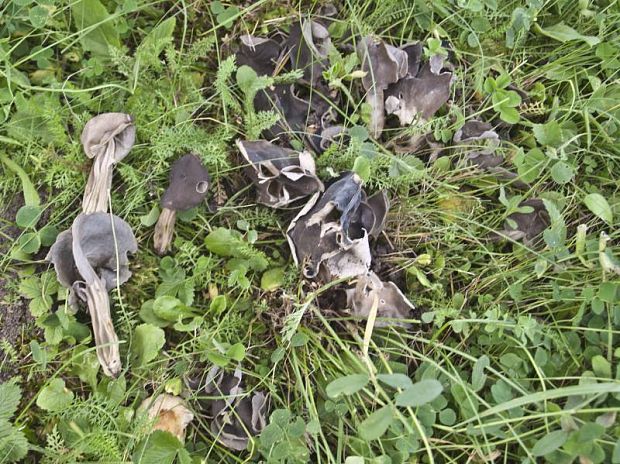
left=357, top=36, right=408, bottom=138
left=47, top=213, right=137, bottom=377
left=81, top=113, right=136, bottom=213
left=497, top=199, right=551, bottom=245
left=153, top=154, right=210, bottom=255
left=236, top=139, right=323, bottom=208
left=345, top=271, right=415, bottom=326
left=287, top=172, right=389, bottom=280
left=200, top=367, right=268, bottom=451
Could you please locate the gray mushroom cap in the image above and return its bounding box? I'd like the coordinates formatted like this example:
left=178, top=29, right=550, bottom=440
left=345, top=271, right=415, bottom=326
left=237, top=34, right=281, bottom=76
left=499, top=199, right=550, bottom=244
left=357, top=36, right=409, bottom=137
left=286, top=19, right=332, bottom=84
left=80, top=113, right=136, bottom=213
left=287, top=172, right=389, bottom=280
left=161, top=154, right=210, bottom=211
left=47, top=213, right=137, bottom=307
left=237, top=140, right=323, bottom=208
left=202, top=367, right=268, bottom=451
left=81, top=112, right=136, bottom=161
left=384, top=70, right=452, bottom=125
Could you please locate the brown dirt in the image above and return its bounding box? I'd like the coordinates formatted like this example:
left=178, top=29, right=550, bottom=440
left=0, top=193, right=34, bottom=382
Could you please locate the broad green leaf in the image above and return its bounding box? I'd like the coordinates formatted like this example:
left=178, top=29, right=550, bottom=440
left=533, top=121, right=563, bottom=147
left=395, top=379, right=443, bottom=407
left=140, top=205, right=160, bottom=227
left=550, top=161, right=574, bottom=184
left=236, top=65, right=258, bottom=94
left=0, top=154, right=40, bottom=206
left=326, top=374, right=369, bottom=398
left=538, top=22, right=600, bottom=47
left=261, top=267, right=285, bottom=291
left=134, top=430, right=183, bottom=464
left=376, top=373, right=413, bottom=390
left=29, top=5, right=50, bottom=28
left=131, top=324, right=166, bottom=367
left=0, top=380, right=21, bottom=420
left=358, top=406, right=393, bottom=440
left=226, top=342, right=245, bottom=361
left=352, top=156, right=371, bottom=182
left=499, top=106, right=520, bottom=124
left=71, top=0, right=121, bottom=56
left=18, top=232, right=41, bottom=254
left=591, top=355, right=612, bottom=379
left=583, top=193, right=613, bottom=224
left=36, top=378, right=74, bottom=412
left=15, top=205, right=42, bottom=229
left=532, top=430, right=568, bottom=456
left=39, top=225, right=59, bottom=246
left=471, top=355, right=489, bottom=392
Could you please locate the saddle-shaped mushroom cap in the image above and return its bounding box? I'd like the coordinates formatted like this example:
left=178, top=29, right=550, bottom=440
left=47, top=213, right=137, bottom=377
left=201, top=367, right=268, bottom=451
left=287, top=172, right=389, bottom=280
left=237, top=140, right=323, bottom=208
left=286, top=19, right=332, bottom=85
left=237, top=35, right=281, bottom=76
left=500, top=199, right=551, bottom=245
left=345, top=271, right=415, bottom=326
left=161, top=154, right=210, bottom=212
left=384, top=71, right=452, bottom=125
left=80, top=113, right=136, bottom=213
left=154, top=154, right=210, bottom=255
left=453, top=120, right=503, bottom=168
left=357, top=36, right=409, bottom=137
left=139, top=394, right=194, bottom=442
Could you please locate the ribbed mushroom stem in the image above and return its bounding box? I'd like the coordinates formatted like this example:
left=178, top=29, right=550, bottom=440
left=366, top=88, right=385, bottom=139
left=83, top=276, right=121, bottom=377
left=82, top=156, right=114, bottom=213
left=153, top=207, right=177, bottom=255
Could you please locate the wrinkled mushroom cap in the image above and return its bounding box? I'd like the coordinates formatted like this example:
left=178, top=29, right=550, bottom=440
left=500, top=199, right=550, bottom=244
left=202, top=367, right=268, bottom=451
left=237, top=35, right=281, bottom=76
left=237, top=139, right=323, bottom=208
left=47, top=213, right=138, bottom=307
left=357, top=36, right=408, bottom=92
left=139, top=394, right=194, bottom=442
left=161, top=154, right=210, bottom=211
left=81, top=113, right=136, bottom=161
left=345, top=271, right=415, bottom=326
left=453, top=120, right=502, bottom=168
left=287, top=172, right=389, bottom=280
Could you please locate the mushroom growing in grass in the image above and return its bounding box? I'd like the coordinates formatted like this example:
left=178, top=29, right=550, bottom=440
left=81, top=113, right=136, bottom=213
left=357, top=36, right=408, bottom=138
left=47, top=213, right=137, bottom=377
left=287, top=172, right=389, bottom=280
left=345, top=271, right=415, bottom=326
left=199, top=367, right=268, bottom=451
left=236, top=139, right=323, bottom=208
left=154, top=154, right=210, bottom=255
left=138, top=394, right=194, bottom=442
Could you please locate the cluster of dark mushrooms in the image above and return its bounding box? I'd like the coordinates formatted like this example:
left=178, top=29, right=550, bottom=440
left=40, top=13, right=554, bottom=454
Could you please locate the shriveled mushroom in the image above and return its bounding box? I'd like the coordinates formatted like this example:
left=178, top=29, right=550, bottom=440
left=345, top=271, right=415, bottom=326
left=81, top=113, right=136, bottom=213
left=357, top=36, right=408, bottom=138
left=286, top=19, right=332, bottom=85
left=237, top=34, right=281, bottom=76
left=139, top=394, right=194, bottom=442
left=201, top=367, right=268, bottom=451
left=384, top=63, right=452, bottom=126
left=287, top=172, right=389, bottom=280
left=453, top=120, right=501, bottom=168
left=236, top=140, right=323, bottom=208
left=47, top=213, right=137, bottom=377
left=497, top=199, right=550, bottom=245
left=153, top=154, right=210, bottom=255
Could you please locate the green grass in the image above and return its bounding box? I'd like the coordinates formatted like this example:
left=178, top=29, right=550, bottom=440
left=1, top=0, right=619, bottom=463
